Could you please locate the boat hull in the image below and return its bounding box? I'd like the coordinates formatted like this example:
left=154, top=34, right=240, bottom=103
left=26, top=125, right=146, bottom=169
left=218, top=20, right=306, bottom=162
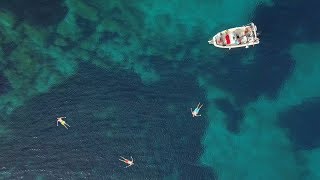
left=208, top=23, right=259, bottom=49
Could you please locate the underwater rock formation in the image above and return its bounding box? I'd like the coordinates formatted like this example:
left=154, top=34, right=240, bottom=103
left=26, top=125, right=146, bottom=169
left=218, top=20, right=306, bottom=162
left=279, top=99, right=320, bottom=150
left=0, top=0, right=217, bottom=115
left=0, top=74, right=10, bottom=95
left=0, top=0, right=67, bottom=26
left=214, top=98, right=243, bottom=134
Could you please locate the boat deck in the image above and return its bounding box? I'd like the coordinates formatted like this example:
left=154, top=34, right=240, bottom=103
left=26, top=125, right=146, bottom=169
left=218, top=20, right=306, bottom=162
left=208, top=23, right=259, bottom=49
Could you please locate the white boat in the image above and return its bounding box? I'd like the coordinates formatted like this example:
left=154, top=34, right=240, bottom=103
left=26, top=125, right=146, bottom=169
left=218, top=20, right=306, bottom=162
left=208, top=23, right=259, bottom=49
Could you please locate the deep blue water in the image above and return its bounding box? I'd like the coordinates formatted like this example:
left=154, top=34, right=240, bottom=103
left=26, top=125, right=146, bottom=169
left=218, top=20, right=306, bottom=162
left=0, top=0, right=320, bottom=179
left=1, top=64, right=211, bottom=179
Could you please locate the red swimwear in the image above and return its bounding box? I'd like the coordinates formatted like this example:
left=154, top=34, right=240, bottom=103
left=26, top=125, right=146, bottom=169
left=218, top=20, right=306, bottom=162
left=225, top=34, right=231, bottom=44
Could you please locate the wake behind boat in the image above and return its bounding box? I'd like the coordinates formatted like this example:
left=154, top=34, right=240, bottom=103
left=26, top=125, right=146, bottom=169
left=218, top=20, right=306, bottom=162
left=208, top=23, right=259, bottom=49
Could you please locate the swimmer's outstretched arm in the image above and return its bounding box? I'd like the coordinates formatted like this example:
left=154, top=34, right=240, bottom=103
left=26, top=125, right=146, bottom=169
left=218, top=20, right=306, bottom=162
left=190, top=108, right=193, bottom=113
left=196, top=114, right=201, bottom=117
left=130, top=156, right=133, bottom=162
left=57, top=120, right=59, bottom=126
left=125, top=164, right=133, bottom=168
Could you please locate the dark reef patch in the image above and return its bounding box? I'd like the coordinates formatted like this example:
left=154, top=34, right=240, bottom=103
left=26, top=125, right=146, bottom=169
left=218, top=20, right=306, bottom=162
left=199, top=49, right=293, bottom=106
left=251, top=0, right=320, bottom=98
left=214, top=98, right=243, bottom=134
left=0, top=73, right=10, bottom=95
left=0, top=0, right=67, bottom=26
left=99, top=31, right=119, bottom=43
left=279, top=98, right=320, bottom=150
left=75, top=15, right=96, bottom=38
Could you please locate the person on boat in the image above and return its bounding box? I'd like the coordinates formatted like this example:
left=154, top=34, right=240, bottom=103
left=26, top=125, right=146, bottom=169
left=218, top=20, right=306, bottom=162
left=119, top=156, right=134, bottom=168
left=235, top=36, right=241, bottom=45
left=191, top=103, right=203, bottom=117
left=220, top=33, right=225, bottom=45
left=56, top=117, right=70, bottom=129
left=241, top=36, right=248, bottom=44
left=245, top=27, right=252, bottom=36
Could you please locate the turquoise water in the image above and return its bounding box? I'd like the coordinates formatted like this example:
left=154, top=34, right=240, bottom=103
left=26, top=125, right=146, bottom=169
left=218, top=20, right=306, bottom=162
left=1, top=0, right=320, bottom=179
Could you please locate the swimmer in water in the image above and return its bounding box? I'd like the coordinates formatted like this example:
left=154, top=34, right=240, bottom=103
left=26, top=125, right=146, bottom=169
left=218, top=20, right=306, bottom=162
left=191, top=103, right=203, bottom=117
left=56, top=117, right=70, bottom=129
left=119, top=156, right=134, bottom=168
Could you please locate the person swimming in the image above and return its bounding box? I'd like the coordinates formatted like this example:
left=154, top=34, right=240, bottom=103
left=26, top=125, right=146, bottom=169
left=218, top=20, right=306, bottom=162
left=191, top=103, right=203, bottom=117
left=56, top=117, right=70, bottom=129
left=119, top=156, right=134, bottom=168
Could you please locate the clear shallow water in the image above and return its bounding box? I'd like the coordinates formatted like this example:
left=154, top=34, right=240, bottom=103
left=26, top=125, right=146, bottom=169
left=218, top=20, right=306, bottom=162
left=0, top=0, right=320, bottom=179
